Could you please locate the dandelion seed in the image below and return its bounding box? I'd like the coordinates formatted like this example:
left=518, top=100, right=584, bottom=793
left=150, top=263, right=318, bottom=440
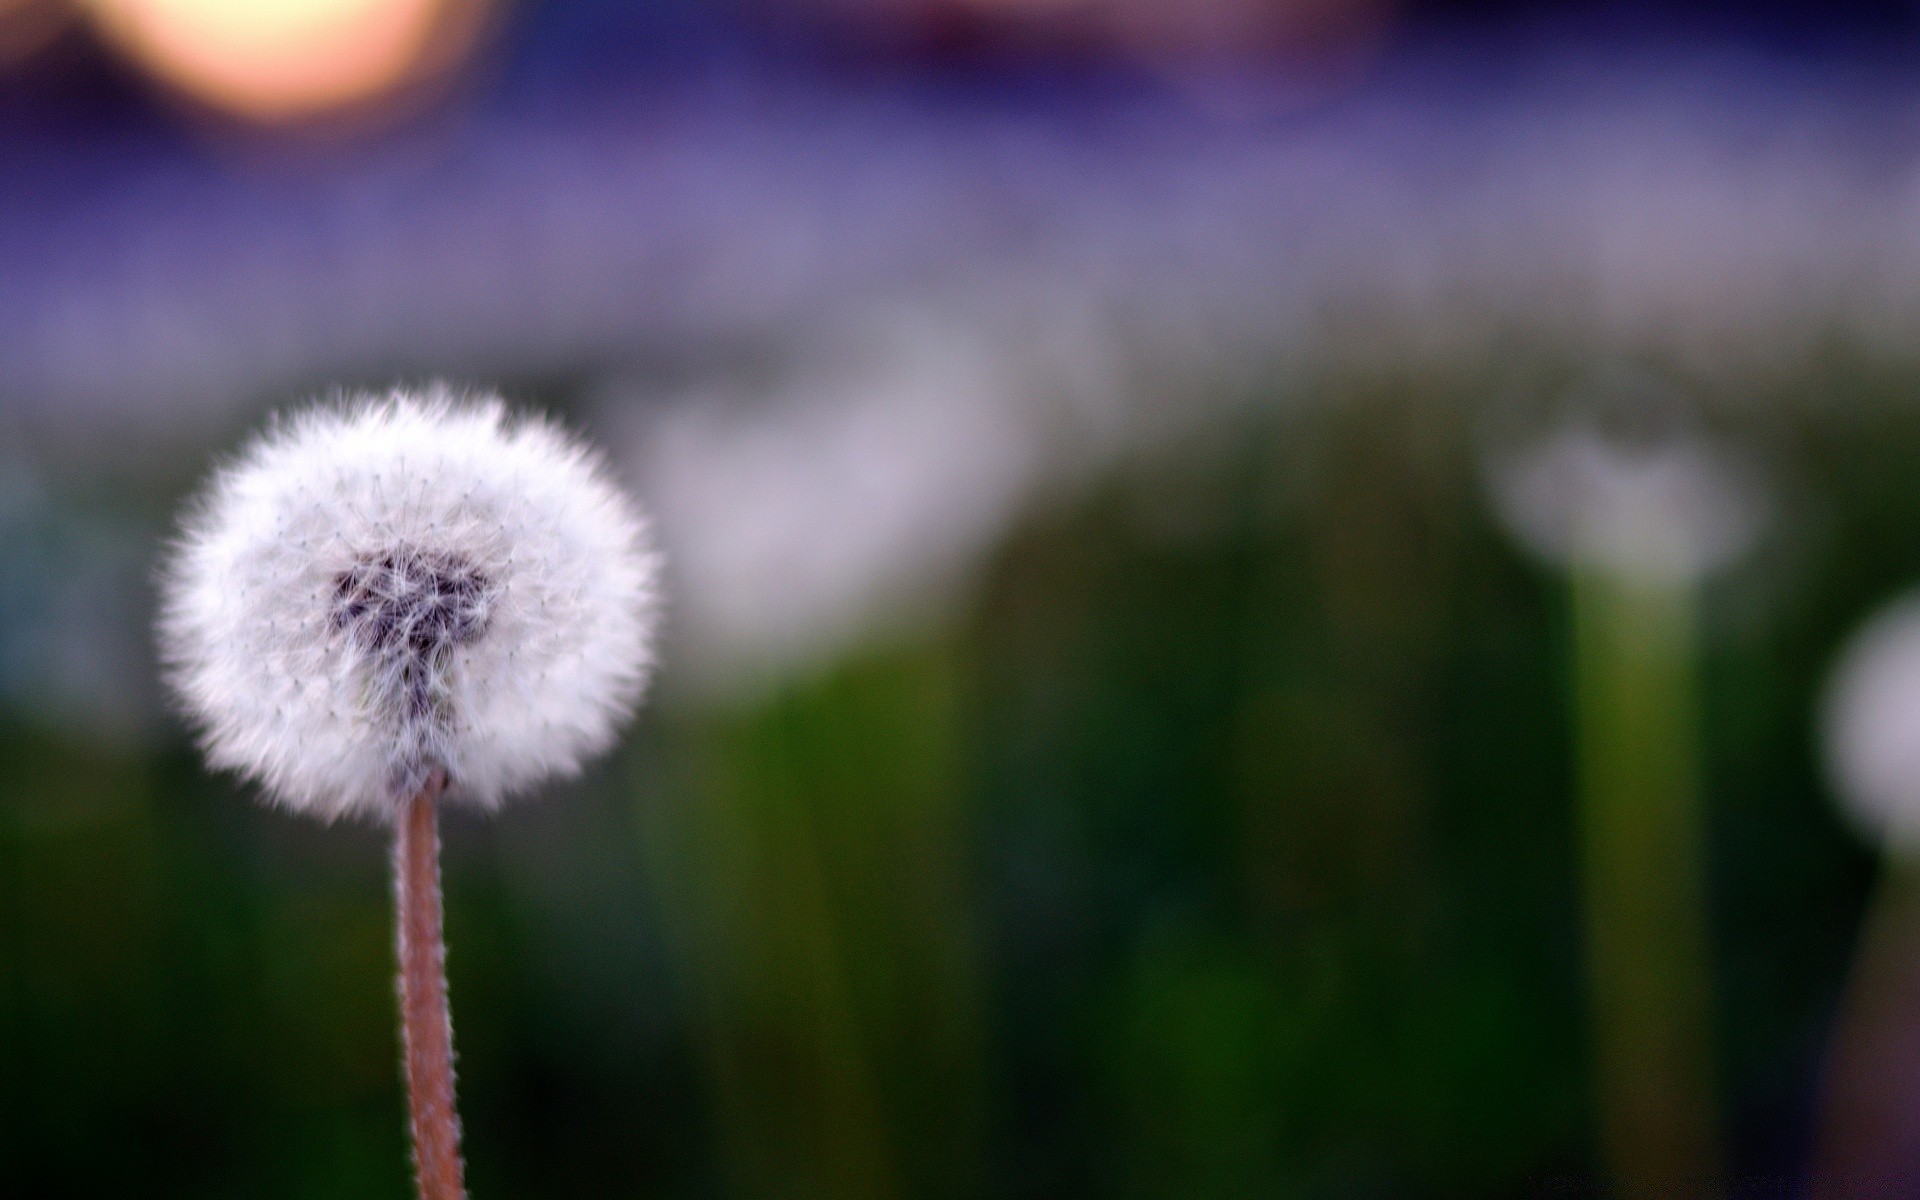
left=159, top=385, right=659, bottom=821
left=157, top=385, right=660, bottom=1200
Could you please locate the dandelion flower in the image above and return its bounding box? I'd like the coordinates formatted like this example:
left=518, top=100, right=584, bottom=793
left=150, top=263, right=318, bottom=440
left=1823, top=592, right=1920, bottom=852
left=158, top=386, right=660, bottom=1200
left=1488, top=422, right=1764, bottom=586
left=159, top=386, right=659, bottom=821
left=1479, top=388, right=1756, bottom=1194
left=1815, top=596, right=1920, bottom=1193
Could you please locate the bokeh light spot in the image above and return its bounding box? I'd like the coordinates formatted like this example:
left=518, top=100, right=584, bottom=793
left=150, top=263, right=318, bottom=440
left=80, top=0, right=481, bottom=121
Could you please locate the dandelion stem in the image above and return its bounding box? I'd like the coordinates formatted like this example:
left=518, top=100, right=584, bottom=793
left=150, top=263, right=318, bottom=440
left=395, top=767, right=467, bottom=1200
left=1571, top=565, right=1722, bottom=1198
left=1813, top=861, right=1920, bottom=1198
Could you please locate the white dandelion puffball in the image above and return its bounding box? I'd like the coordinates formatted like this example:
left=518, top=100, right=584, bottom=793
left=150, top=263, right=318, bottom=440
left=1488, top=423, right=1765, bottom=586
left=1824, top=593, right=1920, bottom=853
left=159, top=390, right=659, bottom=821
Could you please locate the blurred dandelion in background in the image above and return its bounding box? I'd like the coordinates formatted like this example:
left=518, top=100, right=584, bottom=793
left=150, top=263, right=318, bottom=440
left=1824, top=598, right=1920, bottom=855
left=613, top=315, right=1038, bottom=688
left=1486, top=372, right=1768, bottom=1198
left=1816, top=594, right=1920, bottom=1197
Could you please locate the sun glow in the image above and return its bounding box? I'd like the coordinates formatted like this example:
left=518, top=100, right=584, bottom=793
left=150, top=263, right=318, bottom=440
left=80, top=0, right=483, bottom=121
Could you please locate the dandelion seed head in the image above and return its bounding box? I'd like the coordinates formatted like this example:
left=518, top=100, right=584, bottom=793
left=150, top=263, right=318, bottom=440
left=159, top=386, right=659, bottom=821
left=1488, top=424, right=1764, bottom=585
left=1824, top=592, right=1920, bottom=854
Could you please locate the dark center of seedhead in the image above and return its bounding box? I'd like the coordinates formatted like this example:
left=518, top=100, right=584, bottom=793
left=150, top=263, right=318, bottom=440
left=333, top=546, right=493, bottom=728
left=334, top=547, right=491, bottom=657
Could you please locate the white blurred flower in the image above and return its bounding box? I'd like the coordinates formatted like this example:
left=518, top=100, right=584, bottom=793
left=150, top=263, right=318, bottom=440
left=1489, top=420, right=1765, bottom=585
left=1823, top=594, right=1920, bottom=852
left=623, top=317, right=1038, bottom=685
left=158, top=387, right=659, bottom=821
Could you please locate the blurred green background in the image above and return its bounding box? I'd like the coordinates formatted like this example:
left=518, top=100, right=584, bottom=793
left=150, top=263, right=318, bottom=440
left=4, top=355, right=1914, bottom=1196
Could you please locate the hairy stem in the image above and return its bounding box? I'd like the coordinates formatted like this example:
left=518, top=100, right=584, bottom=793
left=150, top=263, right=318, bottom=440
left=395, top=768, right=467, bottom=1200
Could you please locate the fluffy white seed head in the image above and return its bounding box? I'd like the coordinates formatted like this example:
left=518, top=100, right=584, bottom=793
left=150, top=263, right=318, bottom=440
left=1823, top=592, right=1920, bottom=854
left=1488, top=424, right=1765, bottom=586
left=159, top=387, right=659, bottom=822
